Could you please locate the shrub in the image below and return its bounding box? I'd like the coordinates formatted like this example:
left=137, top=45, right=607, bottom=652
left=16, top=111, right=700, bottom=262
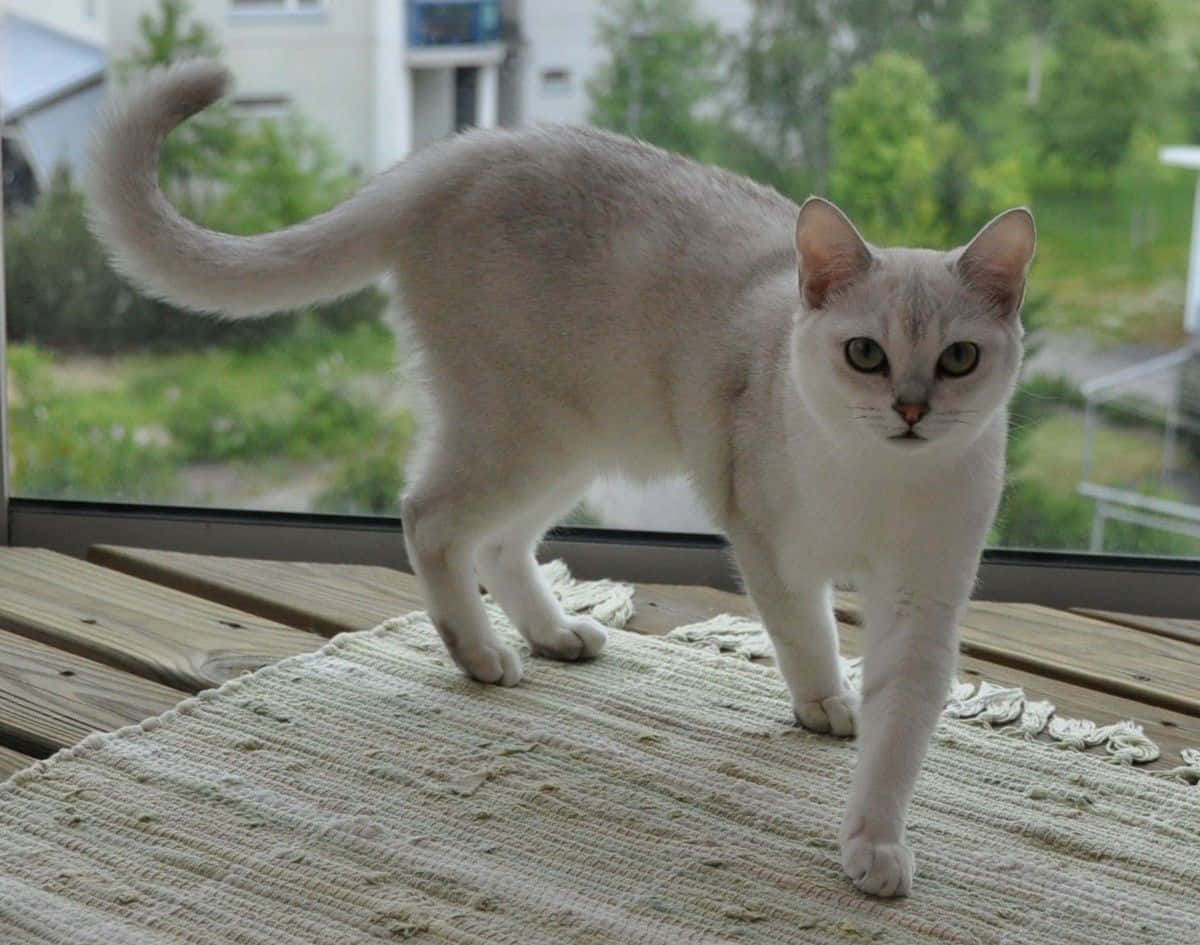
left=312, top=419, right=416, bottom=515
left=6, top=345, right=177, bottom=500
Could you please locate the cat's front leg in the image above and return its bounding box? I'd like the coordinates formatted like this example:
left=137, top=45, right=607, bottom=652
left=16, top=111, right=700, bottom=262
left=728, top=529, right=857, bottom=736
left=839, top=583, right=961, bottom=897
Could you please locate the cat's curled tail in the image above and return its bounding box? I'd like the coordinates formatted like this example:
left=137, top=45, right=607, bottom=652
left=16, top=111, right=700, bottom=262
left=86, top=59, right=395, bottom=318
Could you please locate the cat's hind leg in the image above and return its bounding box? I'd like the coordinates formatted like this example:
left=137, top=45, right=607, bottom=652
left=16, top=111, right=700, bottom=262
left=402, top=476, right=523, bottom=686
left=476, top=489, right=608, bottom=662
left=401, top=418, right=599, bottom=685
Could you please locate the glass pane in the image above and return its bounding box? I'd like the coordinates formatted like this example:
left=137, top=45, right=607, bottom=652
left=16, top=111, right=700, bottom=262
left=4, top=0, right=1198, bottom=555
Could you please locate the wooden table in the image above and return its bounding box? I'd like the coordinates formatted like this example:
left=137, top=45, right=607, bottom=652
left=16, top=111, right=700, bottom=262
left=0, top=545, right=1196, bottom=779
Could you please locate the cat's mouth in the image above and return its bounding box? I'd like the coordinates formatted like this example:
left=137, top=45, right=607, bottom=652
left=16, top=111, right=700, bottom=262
left=889, top=430, right=926, bottom=444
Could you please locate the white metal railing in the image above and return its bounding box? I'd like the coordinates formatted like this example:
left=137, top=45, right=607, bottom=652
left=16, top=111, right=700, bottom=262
left=1078, top=342, right=1200, bottom=551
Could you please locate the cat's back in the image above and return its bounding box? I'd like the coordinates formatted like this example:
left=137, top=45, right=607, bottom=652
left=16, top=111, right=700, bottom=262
left=395, top=123, right=798, bottom=286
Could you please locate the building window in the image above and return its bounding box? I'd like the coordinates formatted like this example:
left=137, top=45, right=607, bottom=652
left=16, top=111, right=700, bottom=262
left=540, top=68, right=572, bottom=96
left=230, top=0, right=324, bottom=13
left=231, top=95, right=293, bottom=121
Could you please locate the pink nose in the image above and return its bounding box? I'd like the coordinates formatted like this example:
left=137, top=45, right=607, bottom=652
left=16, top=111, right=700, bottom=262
left=893, top=402, right=929, bottom=426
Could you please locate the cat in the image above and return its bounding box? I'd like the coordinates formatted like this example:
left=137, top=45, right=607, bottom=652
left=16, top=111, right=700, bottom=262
left=86, top=60, right=1035, bottom=898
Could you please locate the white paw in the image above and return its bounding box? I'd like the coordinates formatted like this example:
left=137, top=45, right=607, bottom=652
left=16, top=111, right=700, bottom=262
left=840, top=828, right=914, bottom=898
left=530, top=615, right=608, bottom=662
left=439, top=626, right=523, bottom=686
left=793, top=690, right=859, bottom=737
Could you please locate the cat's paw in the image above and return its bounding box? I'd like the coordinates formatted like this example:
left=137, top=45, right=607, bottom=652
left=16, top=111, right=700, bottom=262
left=840, top=828, right=914, bottom=898
left=793, top=690, right=859, bottom=737
left=531, top=615, right=608, bottom=662
left=445, top=636, right=524, bottom=686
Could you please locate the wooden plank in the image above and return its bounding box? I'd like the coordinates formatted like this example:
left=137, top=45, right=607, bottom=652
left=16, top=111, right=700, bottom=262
left=90, top=545, right=423, bottom=637
left=835, top=595, right=1200, bottom=717
left=90, top=552, right=1198, bottom=769
left=0, top=745, right=38, bottom=780
left=0, top=627, right=186, bottom=753
left=0, top=549, right=328, bottom=693
left=1070, top=608, right=1200, bottom=647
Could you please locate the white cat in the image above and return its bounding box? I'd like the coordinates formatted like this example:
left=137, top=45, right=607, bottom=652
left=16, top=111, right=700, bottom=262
left=86, top=61, right=1035, bottom=898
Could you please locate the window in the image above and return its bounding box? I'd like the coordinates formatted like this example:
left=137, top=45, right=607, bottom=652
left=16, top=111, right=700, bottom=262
left=4, top=0, right=1198, bottom=569
left=230, top=0, right=323, bottom=14
left=540, top=68, right=573, bottom=96
left=231, top=94, right=293, bottom=121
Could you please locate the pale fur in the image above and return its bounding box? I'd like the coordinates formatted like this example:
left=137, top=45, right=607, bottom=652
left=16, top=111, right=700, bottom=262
left=86, top=60, right=1036, bottom=899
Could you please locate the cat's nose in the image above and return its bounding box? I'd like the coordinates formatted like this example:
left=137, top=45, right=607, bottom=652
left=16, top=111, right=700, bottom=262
left=892, top=401, right=929, bottom=426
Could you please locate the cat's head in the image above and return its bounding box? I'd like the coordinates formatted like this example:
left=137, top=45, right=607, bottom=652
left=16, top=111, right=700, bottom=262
left=790, top=197, right=1035, bottom=457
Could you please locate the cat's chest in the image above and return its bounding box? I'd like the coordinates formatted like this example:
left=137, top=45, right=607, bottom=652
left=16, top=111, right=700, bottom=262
left=772, top=461, right=977, bottom=576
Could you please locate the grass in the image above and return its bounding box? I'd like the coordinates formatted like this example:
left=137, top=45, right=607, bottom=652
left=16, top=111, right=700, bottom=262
left=8, top=318, right=416, bottom=510
left=1030, top=176, right=1194, bottom=347
left=995, top=407, right=1200, bottom=556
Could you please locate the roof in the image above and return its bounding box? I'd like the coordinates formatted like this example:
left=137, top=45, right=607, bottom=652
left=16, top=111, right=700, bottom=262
left=1, top=14, right=107, bottom=122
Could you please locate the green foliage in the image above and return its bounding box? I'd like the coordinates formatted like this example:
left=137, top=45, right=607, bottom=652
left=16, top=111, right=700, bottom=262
left=5, top=322, right=411, bottom=508
left=1032, top=0, right=1165, bottom=188
left=4, top=166, right=158, bottom=354
left=828, top=52, right=1028, bottom=245
left=738, top=0, right=998, bottom=192
left=312, top=422, right=416, bottom=516
left=156, top=318, right=394, bottom=462
left=829, top=53, right=951, bottom=244
left=587, top=0, right=729, bottom=156
left=994, top=393, right=1200, bottom=555
left=7, top=346, right=177, bottom=501
left=5, top=0, right=385, bottom=354
left=117, top=0, right=240, bottom=211
left=199, top=113, right=359, bottom=234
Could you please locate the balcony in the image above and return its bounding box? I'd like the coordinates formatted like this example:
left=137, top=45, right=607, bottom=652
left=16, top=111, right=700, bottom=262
left=407, top=0, right=501, bottom=48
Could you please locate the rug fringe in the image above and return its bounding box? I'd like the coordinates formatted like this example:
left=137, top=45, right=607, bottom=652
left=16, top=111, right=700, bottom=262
left=665, top=611, right=1198, bottom=777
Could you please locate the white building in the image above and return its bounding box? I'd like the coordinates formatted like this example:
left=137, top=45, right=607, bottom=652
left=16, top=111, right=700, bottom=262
left=4, top=0, right=752, bottom=187
left=4, top=0, right=511, bottom=182
left=511, top=0, right=749, bottom=129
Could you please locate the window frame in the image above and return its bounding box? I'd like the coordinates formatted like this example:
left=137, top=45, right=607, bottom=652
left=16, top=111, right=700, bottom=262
left=6, top=498, right=1198, bottom=618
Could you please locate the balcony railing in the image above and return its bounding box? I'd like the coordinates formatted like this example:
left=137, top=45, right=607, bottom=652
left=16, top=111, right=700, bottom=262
left=407, top=0, right=502, bottom=47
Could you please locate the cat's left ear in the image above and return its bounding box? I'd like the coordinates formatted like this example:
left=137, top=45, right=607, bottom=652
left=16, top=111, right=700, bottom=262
left=955, top=208, right=1036, bottom=318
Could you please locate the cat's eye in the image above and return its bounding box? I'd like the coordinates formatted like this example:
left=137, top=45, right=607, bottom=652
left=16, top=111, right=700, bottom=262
left=845, top=338, right=887, bottom=373
left=938, top=342, right=979, bottom=377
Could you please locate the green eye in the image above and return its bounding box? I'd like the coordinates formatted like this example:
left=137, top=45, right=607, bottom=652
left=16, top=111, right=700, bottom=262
left=938, top=342, right=979, bottom=377
left=845, top=338, right=887, bottom=373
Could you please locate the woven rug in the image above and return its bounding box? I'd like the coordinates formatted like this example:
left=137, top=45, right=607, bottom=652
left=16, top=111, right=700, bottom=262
left=2, top=572, right=1197, bottom=944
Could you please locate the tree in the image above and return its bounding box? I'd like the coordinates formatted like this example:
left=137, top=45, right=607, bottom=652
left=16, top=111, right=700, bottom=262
left=5, top=0, right=384, bottom=353
left=828, top=53, right=950, bottom=244
left=586, top=0, right=728, bottom=156
left=827, top=52, right=1026, bottom=246
left=201, top=113, right=359, bottom=235
left=737, top=0, right=1002, bottom=193
left=116, top=0, right=239, bottom=214
left=1033, top=0, right=1165, bottom=186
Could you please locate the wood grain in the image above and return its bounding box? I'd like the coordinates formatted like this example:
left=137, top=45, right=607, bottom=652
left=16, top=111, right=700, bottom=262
left=1070, top=608, right=1200, bottom=647
left=0, top=549, right=328, bottom=692
left=0, top=627, right=186, bottom=753
left=0, top=745, right=38, bottom=779
left=834, top=594, right=1200, bottom=717
left=90, top=545, right=424, bottom=637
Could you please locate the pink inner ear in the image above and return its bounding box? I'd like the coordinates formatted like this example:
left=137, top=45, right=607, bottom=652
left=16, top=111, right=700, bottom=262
left=802, top=249, right=871, bottom=309
left=957, top=210, right=1036, bottom=316
left=964, top=260, right=1023, bottom=312
left=795, top=199, right=873, bottom=310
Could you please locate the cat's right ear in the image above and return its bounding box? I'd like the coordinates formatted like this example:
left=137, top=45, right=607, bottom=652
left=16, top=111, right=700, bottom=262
left=794, top=197, right=874, bottom=310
